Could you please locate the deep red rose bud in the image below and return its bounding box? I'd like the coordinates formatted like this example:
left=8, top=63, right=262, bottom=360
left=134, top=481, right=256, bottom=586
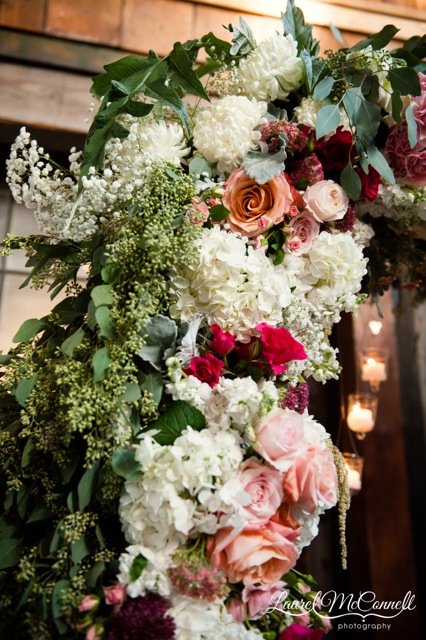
left=355, top=166, right=381, bottom=202
left=210, top=324, right=236, bottom=355
left=183, top=352, right=224, bottom=387
left=256, top=323, right=307, bottom=375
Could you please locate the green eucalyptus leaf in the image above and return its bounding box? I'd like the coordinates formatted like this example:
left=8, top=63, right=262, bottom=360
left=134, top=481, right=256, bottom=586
left=49, top=521, right=63, bottom=554
left=391, top=90, right=403, bottom=127
left=315, top=104, right=340, bottom=139
left=343, top=86, right=364, bottom=124
left=86, top=560, right=106, bottom=588
left=311, top=59, right=327, bottom=88
left=12, top=318, right=47, bottom=343
left=0, top=538, right=24, bottom=569
left=140, top=371, right=164, bottom=405
left=61, top=328, right=85, bottom=357
left=92, top=347, right=111, bottom=382
left=301, top=48, right=313, bottom=90
left=118, top=382, right=141, bottom=403
left=17, top=576, right=36, bottom=611
left=348, top=24, right=399, bottom=53
left=329, top=22, right=344, bottom=45
left=340, top=163, right=362, bottom=200
left=27, top=503, right=53, bottom=524
left=365, top=145, right=395, bottom=184
left=95, top=306, right=114, bottom=338
left=111, top=447, right=140, bottom=482
left=51, top=580, right=70, bottom=619
left=71, top=535, right=91, bottom=565
left=16, top=374, right=38, bottom=407
left=388, top=66, right=421, bottom=96
left=189, top=156, right=211, bottom=178
left=91, top=284, right=114, bottom=307
left=149, top=399, right=206, bottom=445
left=405, top=103, right=418, bottom=148
left=78, top=463, right=99, bottom=510
left=21, top=436, right=35, bottom=467
left=356, top=100, right=381, bottom=136
left=101, top=261, right=123, bottom=284
left=312, top=76, right=335, bottom=101
left=229, top=17, right=256, bottom=56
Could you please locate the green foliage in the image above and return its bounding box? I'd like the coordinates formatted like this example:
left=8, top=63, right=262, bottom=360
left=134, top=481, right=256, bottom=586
left=148, top=399, right=206, bottom=445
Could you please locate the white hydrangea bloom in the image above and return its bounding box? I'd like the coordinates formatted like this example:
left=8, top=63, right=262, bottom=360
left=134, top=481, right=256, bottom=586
left=118, top=544, right=173, bottom=597
left=169, top=595, right=263, bottom=640
left=235, top=34, right=303, bottom=101
left=192, top=95, right=267, bottom=176
left=169, top=227, right=292, bottom=342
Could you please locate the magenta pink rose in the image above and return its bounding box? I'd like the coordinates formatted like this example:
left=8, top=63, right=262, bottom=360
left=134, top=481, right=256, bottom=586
left=210, top=324, right=236, bottom=355
left=224, top=168, right=293, bottom=237
left=285, top=211, right=320, bottom=255
left=208, top=520, right=299, bottom=587
left=256, top=323, right=307, bottom=376
left=238, top=458, right=284, bottom=521
left=183, top=352, right=224, bottom=387
left=280, top=623, right=326, bottom=640
left=284, top=446, right=338, bottom=514
left=104, top=584, right=126, bottom=607
left=303, top=180, right=348, bottom=222
left=254, top=408, right=305, bottom=472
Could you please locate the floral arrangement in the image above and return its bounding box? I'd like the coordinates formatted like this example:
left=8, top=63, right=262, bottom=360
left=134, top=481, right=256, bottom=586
left=0, top=2, right=425, bottom=639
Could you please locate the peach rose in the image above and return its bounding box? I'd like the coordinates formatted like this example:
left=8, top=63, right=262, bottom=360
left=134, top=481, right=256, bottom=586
left=254, top=408, right=305, bottom=472
left=284, top=446, right=338, bottom=513
left=208, top=520, right=299, bottom=587
left=303, top=180, right=348, bottom=222
left=238, top=458, right=284, bottom=521
left=224, top=168, right=293, bottom=237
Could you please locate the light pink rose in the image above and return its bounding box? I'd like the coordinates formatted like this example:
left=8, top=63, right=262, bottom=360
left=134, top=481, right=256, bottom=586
left=85, top=624, right=104, bottom=640
left=208, top=520, right=299, bottom=587
left=303, top=180, right=348, bottom=222
left=104, top=584, right=126, bottom=607
left=238, top=458, right=284, bottom=521
left=243, top=581, right=287, bottom=619
left=254, top=408, right=305, bottom=472
left=78, top=595, right=100, bottom=613
left=224, top=168, right=293, bottom=237
left=284, top=446, right=338, bottom=513
left=411, top=92, right=426, bottom=146
left=285, top=211, right=320, bottom=255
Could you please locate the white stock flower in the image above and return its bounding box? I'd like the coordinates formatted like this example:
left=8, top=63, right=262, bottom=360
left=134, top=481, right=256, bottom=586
left=169, top=227, right=292, bottom=341
left=235, top=34, right=303, bottom=101
left=118, top=544, right=172, bottom=597
left=192, top=95, right=267, bottom=176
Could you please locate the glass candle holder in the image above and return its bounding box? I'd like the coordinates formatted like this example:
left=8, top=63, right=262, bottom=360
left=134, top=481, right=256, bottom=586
left=360, top=348, right=388, bottom=392
left=343, top=452, right=364, bottom=495
left=346, top=393, right=378, bottom=440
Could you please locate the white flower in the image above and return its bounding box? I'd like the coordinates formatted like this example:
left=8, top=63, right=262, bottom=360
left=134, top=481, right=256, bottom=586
left=118, top=544, right=172, bottom=597
left=294, top=97, right=350, bottom=132
left=352, top=220, right=375, bottom=247
left=134, top=118, right=190, bottom=165
left=303, top=180, right=349, bottom=222
left=192, top=95, right=267, bottom=176
left=169, top=227, right=292, bottom=341
left=235, top=34, right=303, bottom=101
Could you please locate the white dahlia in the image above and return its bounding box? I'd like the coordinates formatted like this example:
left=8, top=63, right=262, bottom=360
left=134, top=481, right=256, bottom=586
left=192, top=95, right=267, bottom=176
left=235, top=34, right=303, bottom=101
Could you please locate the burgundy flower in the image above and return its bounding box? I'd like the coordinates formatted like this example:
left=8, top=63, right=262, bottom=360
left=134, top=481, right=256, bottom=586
left=314, top=127, right=354, bottom=182
left=210, top=324, right=236, bottom=355
left=355, top=166, right=381, bottom=202
left=256, top=323, right=307, bottom=375
left=105, top=593, right=175, bottom=640
left=183, top=352, right=224, bottom=387
left=281, top=382, right=309, bottom=414
left=279, top=623, right=326, bottom=640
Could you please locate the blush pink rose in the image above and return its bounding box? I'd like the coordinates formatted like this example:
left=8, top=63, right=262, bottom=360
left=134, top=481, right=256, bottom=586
left=224, top=168, right=293, bottom=237
left=285, top=211, right=320, bottom=255
left=208, top=520, right=299, bottom=587
left=238, top=458, right=284, bottom=521
left=284, top=446, right=338, bottom=514
left=78, top=595, right=100, bottom=613
left=254, top=408, right=305, bottom=471
left=183, top=352, right=224, bottom=387
left=303, top=180, right=348, bottom=222
left=256, top=323, right=307, bottom=375
left=210, top=324, right=236, bottom=355
left=243, top=581, right=287, bottom=619
left=104, top=584, right=126, bottom=607
left=85, top=624, right=104, bottom=640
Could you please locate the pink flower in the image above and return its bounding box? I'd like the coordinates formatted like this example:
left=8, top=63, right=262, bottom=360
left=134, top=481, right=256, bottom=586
left=256, top=323, right=307, bottom=375
left=303, top=180, right=348, bottom=222
left=208, top=520, right=299, bottom=587
left=227, top=598, right=246, bottom=622
left=355, top=166, right=381, bottom=202
left=285, top=446, right=338, bottom=514
left=411, top=90, right=426, bottom=146
left=210, top=324, right=236, bottom=355
left=224, top=168, right=293, bottom=237
left=238, top=458, right=284, bottom=521
left=384, top=124, right=411, bottom=178
left=78, top=595, right=100, bottom=613
left=183, top=352, right=224, bottom=387
left=285, top=211, right=320, bottom=255
left=254, top=408, right=305, bottom=472
left=243, top=581, right=287, bottom=619
left=405, top=149, right=426, bottom=188
left=186, top=197, right=209, bottom=225
left=85, top=624, right=104, bottom=640
left=279, top=623, right=326, bottom=640
left=104, top=584, right=126, bottom=607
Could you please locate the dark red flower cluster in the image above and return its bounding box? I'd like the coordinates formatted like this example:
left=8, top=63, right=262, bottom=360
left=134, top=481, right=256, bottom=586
left=104, top=593, right=175, bottom=640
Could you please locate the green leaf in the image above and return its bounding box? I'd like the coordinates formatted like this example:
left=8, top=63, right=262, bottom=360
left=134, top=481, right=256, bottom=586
left=61, top=327, right=85, bottom=357
left=118, top=382, right=141, bottom=403
left=405, top=103, right=418, bottom=148
left=313, top=76, right=335, bottom=101
left=144, top=79, right=190, bottom=135
left=329, top=22, right=344, bottom=45
left=111, top=447, right=140, bottom=482
left=51, top=579, right=70, bottom=619
left=0, top=538, right=23, bottom=569
left=91, top=55, right=156, bottom=99
left=243, top=146, right=286, bottom=184
left=149, top=399, right=206, bottom=445
left=388, top=66, right=421, bottom=96
left=391, top=90, right=403, bottom=127
left=71, top=535, right=91, bottom=564
left=95, top=306, right=114, bottom=338
left=340, top=163, right=362, bottom=200
left=91, top=284, right=114, bottom=307
left=21, top=436, right=35, bottom=467
left=92, top=347, right=111, bottom=382
left=60, top=451, right=81, bottom=484
left=140, top=371, right=163, bottom=406
left=101, top=261, right=123, bottom=284
left=229, top=17, right=256, bottom=56
left=365, top=144, right=395, bottom=184
left=12, top=318, right=46, bottom=343
left=86, top=560, right=105, bottom=588
left=189, top=156, right=211, bottom=179
left=311, top=59, right=327, bottom=88
left=343, top=86, right=364, bottom=124
left=301, top=49, right=313, bottom=90
left=315, top=104, right=340, bottom=139
left=16, top=374, right=38, bottom=407
left=356, top=99, right=381, bottom=136
left=78, top=463, right=99, bottom=510
left=130, top=554, right=148, bottom=581
left=168, top=43, right=209, bottom=100
left=49, top=521, right=63, bottom=554
left=348, top=25, right=399, bottom=53
left=17, top=576, right=36, bottom=611
left=208, top=204, right=230, bottom=222
left=27, top=503, right=53, bottom=524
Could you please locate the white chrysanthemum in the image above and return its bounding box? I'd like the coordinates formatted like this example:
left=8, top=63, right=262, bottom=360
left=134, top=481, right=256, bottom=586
left=294, top=97, right=350, bottom=132
left=192, top=95, right=267, bottom=176
left=235, top=34, right=303, bottom=101
left=132, top=118, right=190, bottom=165
left=119, top=428, right=243, bottom=549
left=118, top=544, right=172, bottom=597
left=169, top=227, right=292, bottom=341
left=169, top=595, right=263, bottom=640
